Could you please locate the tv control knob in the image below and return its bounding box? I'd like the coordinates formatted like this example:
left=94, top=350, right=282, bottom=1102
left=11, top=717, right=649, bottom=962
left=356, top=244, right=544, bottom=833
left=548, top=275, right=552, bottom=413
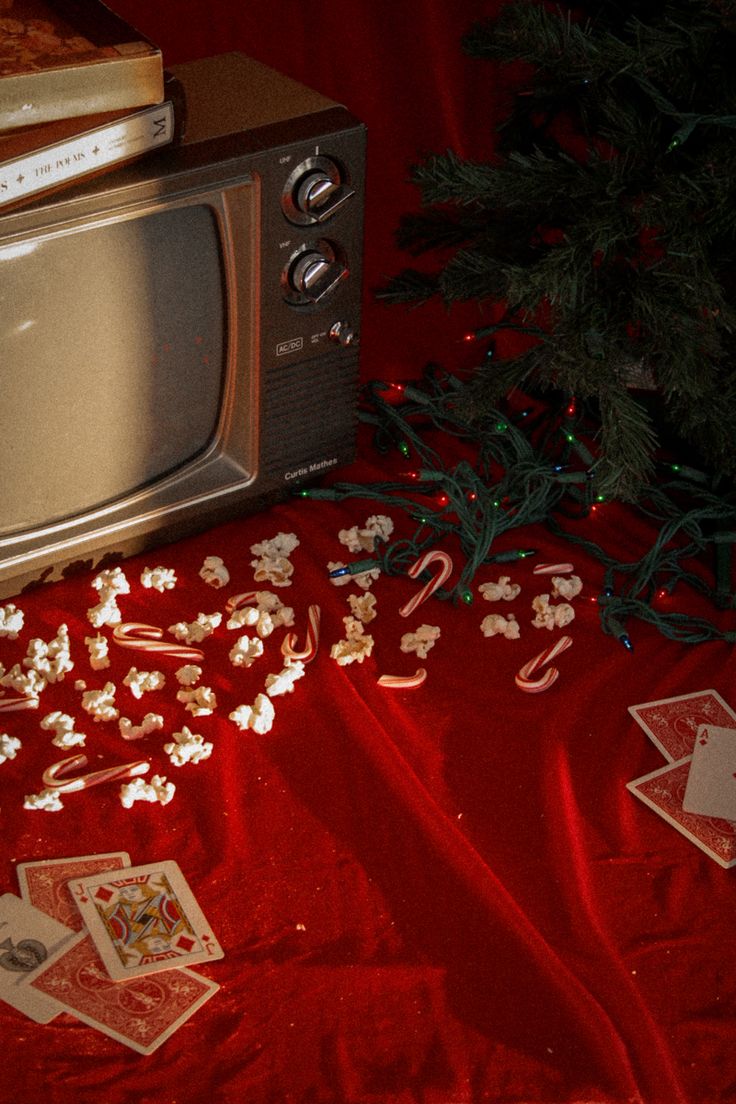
left=329, top=320, right=358, bottom=347
left=282, top=156, right=355, bottom=225
left=286, top=243, right=347, bottom=304
left=295, top=171, right=353, bottom=221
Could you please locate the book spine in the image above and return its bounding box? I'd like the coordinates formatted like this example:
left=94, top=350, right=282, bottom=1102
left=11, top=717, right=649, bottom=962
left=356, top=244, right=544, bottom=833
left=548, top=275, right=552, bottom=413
left=0, top=101, right=175, bottom=209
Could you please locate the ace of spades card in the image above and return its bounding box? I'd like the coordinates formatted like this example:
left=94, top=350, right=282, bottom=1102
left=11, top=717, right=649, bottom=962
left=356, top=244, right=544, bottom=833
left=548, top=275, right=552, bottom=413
left=68, top=860, right=223, bottom=981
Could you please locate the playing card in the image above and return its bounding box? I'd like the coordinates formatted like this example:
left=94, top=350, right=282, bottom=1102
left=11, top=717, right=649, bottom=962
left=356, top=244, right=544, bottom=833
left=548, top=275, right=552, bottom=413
left=628, top=689, right=736, bottom=761
left=17, top=852, right=131, bottom=929
left=68, top=860, right=223, bottom=981
left=0, top=893, right=76, bottom=1023
left=682, top=724, right=736, bottom=821
left=627, top=758, right=736, bottom=868
left=29, top=932, right=219, bottom=1054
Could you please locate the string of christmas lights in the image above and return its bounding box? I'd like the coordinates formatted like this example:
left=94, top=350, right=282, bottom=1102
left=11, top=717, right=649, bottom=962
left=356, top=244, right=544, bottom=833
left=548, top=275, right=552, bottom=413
left=297, top=365, right=736, bottom=648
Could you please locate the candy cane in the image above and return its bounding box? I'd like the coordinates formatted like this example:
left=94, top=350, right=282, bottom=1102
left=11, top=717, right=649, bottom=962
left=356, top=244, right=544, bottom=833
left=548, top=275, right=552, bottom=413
left=399, top=551, right=453, bottom=617
left=225, top=591, right=261, bottom=613
left=42, top=753, right=149, bottom=793
left=533, top=562, right=575, bottom=576
left=515, top=635, right=573, bottom=693
left=377, top=668, right=427, bottom=689
left=281, top=604, right=321, bottom=662
left=0, top=694, right=39, bottom=712
left=112, top=622, right=204, bottom=662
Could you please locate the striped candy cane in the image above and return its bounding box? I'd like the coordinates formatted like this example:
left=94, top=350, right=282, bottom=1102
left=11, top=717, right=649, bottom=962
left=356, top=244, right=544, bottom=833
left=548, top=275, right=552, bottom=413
left=112, top=622, right=205, bottom=662
left=399, top=551, right=453, bottom=618
left=225, top=591, right=261, bottom=613
left=43, top=753, right=150, bottom=793
left=533, top=562, right=575, bottom=576
left=515, top=635, right=573, bottom=693
left=281, top=604, right=321, bottom=663
left=377, top=668, right=427, bottom=689
left=0, top=694, right=40, bottom=712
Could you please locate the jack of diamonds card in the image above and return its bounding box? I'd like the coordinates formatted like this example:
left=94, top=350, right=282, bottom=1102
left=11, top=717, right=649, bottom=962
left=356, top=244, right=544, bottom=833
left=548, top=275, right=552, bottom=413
left=628, top=689, right=736, bottom=762
left=68, top=860, right=223, bottom=981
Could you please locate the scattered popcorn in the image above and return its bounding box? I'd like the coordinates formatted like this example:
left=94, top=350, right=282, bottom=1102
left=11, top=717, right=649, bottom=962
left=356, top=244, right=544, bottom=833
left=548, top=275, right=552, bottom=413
left=330, top=617, right=374, bottom=665
left=252, top=556, right=294, bottom=587
left=177, top=685, right=217, bottom=716
left=81, top=682, right=119, bottom=723
left=531, top=594, right=576, bottom=630
left=250, top=532, right=300, bottom=560
left=0, top=732, right=21, bottom=763
left=227, top=591, right=294, bottom=632
left=250, top=532, right=300, bottom=588
left=92, top=567, right=130, bottom=597
left=0, top=603, right=24, bottom=639
left=226, top=606, right=275, bottom=638
left=141, top=565, right=177, bottom=592
left=265, top=660, right=306, bottom=698
left=87, top=592, right=122, bottom=628
left=123, top=667, right=166, bottom=699
left=348, top=592, right=377, bottom=623
left=85, top=633, right=110, bottom=670
left=327, top=561, right=381, bottom=590
left=550, top=574, right=583, bottom=600
left=400, top=624, right=441, bottom=658
left=1, top=664, right=46, bottom=698
left=24, top=787, right=64, bottom=812
left=87, top=567, right=130, bottom=625
left=175, top=664, right=202, bottom=687
left=119, top=713, right=164, bottom=741
left=229, top=635, right=264, bottom=668
left=229, top=694, right=276, bottom=735
left=199, top=555, right=230, bottom=588
left=479, top=576, right=521, bottom=602
left=164, top=725, right=213, bottom=767
left=257, top=592, right=294, bottom=625
left=169, top=612, right=222, bottom=644
left=119, top=774, right=175, bottom=808
left=23, top=624, right=73, bottom=683
left=339, top=514, right=394, bottom=553
left=40, top=710, right=86, bottom=748
left=480, top=613, right=520, bottom=639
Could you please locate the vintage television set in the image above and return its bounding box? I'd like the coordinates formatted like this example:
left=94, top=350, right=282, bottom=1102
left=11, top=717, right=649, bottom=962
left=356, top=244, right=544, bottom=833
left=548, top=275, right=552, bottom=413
left=0, top=52, right=365, bottom=599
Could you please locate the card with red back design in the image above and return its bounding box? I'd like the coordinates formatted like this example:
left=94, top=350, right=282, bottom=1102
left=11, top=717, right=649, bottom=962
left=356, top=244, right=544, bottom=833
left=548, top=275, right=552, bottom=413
left=29, top=931, right=219, bottom=1054
left=68, top=859, right=223, bottom=981
left=627, top=757, right=736, bottom=868
left=628, top=689, right=736, bottom=762
left=17, top=852, right=131, bottom=929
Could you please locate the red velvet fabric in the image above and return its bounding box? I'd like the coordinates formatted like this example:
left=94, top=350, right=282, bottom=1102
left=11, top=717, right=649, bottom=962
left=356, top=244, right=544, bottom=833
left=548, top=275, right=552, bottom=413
left=2, top=5, right=736, bottom=1103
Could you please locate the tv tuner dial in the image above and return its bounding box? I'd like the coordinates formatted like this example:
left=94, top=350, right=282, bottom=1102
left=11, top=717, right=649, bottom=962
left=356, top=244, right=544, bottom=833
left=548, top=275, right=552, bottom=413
left=283, top=240, right=348, bottom=306
left=282, top=156, right=354, bottom=225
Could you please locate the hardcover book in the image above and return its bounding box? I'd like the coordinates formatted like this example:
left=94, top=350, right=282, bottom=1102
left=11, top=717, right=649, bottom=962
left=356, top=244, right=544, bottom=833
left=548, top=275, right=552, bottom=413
left=0, top=98, right=176, bottom=211
left=0, top=0, right=164, bottom=130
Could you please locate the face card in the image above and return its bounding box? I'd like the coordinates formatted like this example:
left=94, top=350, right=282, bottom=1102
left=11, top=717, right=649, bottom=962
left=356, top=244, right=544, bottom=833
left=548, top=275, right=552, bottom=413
left=29, top=932, right=219, bottom=1055
left=0, top=892, right=76, bottom=1023
left=682, top=724, right=736, bottom=821
left=17, top=852, right=131, bottom=929
left=68, top=860, right=223, bottom=981
left=628, top=689, right=736, bottom=761
left=627, top=758, right=736, bottom=868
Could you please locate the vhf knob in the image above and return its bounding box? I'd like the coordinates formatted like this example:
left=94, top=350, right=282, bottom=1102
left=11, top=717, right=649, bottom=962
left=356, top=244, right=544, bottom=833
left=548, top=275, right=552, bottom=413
left=285, top=241, right=347, bottom=304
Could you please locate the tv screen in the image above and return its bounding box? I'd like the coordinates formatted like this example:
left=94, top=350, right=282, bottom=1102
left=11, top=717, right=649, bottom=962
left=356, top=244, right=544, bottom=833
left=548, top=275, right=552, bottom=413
left=1, top=203, right=229, bottom=533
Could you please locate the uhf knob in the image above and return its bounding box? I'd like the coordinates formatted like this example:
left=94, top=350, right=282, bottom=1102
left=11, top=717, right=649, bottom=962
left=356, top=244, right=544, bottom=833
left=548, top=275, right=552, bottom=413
left=283, top=156, right=354, bottom=225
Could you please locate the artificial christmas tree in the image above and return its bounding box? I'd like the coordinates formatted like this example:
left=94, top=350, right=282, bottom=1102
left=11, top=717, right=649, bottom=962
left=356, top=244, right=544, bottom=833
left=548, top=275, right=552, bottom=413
left=381, top=0, right=736, bottom=502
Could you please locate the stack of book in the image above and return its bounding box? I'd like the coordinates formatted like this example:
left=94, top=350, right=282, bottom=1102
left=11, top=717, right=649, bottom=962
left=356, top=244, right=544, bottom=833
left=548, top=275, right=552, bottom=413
left=0, top=0, right=180, bottom=211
